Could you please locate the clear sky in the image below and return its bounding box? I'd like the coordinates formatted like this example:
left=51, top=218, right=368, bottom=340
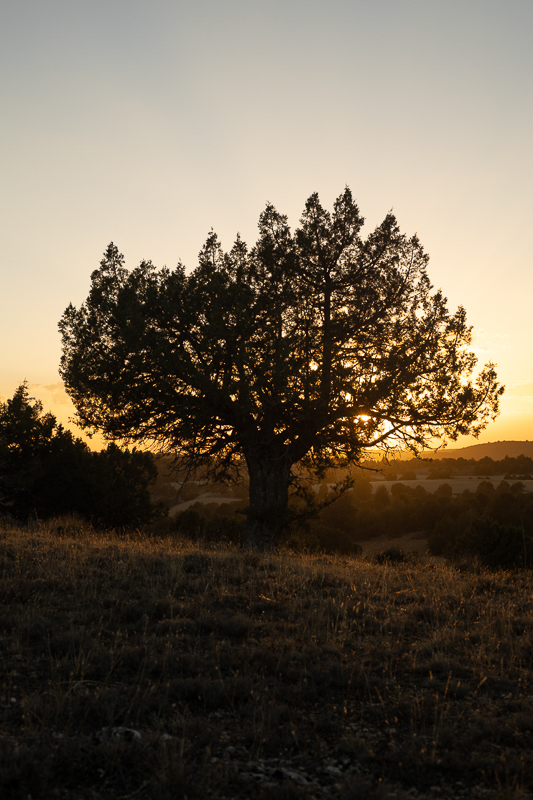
left=1, top=0, right=532, bottom=448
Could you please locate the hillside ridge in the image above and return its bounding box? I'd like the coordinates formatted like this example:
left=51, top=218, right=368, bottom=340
left=423, top=440, right=533, bottom=460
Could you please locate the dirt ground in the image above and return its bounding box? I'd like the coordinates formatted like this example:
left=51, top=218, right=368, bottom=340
left=168, top=493, right=239, bottom=515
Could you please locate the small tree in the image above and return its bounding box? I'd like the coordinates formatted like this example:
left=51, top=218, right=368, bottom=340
left=454, top=518, right=533, bottom=569
left=59, top=188, right=503, bottom=550
left=0, top=383, right=161, bottom=525
left=0, top=382, right=71, bottom=516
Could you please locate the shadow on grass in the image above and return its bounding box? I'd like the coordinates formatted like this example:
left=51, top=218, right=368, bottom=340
left=0, top=517, right=532, bottom=798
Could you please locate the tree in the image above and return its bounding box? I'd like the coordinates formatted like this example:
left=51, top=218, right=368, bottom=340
left=0, top=382, right=161, bottom=525
left=59, top=188, right=503, bottom=550
left=0, top=382, right=67, bottom=516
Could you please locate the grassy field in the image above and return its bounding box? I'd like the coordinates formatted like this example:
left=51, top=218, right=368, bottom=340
left=1, top=519, right=533, bottom=799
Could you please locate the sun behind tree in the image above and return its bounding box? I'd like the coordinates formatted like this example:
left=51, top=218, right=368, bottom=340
left=59, top=188, right=503, bottom=550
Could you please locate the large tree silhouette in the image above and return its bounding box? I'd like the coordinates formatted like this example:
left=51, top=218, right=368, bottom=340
left=59, top=188, right=503, bottom=549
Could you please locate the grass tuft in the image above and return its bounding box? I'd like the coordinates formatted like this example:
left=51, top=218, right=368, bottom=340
left=1, top=519, right=533, bottom=798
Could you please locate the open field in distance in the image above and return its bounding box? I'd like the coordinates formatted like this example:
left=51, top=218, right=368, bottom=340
left=167, top=480, right=533, bottom=517
left=165, top=477, right=533, bottom=518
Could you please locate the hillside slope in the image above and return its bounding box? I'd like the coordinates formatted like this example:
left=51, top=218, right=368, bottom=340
left=424, top=440, right=533, bottom=460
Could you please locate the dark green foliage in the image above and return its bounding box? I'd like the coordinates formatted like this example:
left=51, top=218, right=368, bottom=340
left=172, top=504, right=245, bottom=546
left=285, top=477, right=378, bottom=554
left=373, top=484, right=390, bottom=507
left=378, top=454, right=533, bottom=479
left=172, top=508, right=206, bottom=539
left=296, top=470, right=533, bottom=566
left=426, top=466, right=452, bottom=480
left=204, top=514, right=243, bottom=545
left=427, top=509, right=477, bottom=556
left=473, top=456, right=499, bottom=476
left=0, top=383, right=162, bottom=526
left=390, top=482, right=411, bottom=499
left=454, top=518, right=533, bottom=569
left=376, top=547, right=411, bottom=564
left=87, top=443, right=163, bottom=527
left=59, top=189, right=503, bottom=550
left=288, top=521, right=364, bottom=555
left=317, top=482, right=372, bottom=538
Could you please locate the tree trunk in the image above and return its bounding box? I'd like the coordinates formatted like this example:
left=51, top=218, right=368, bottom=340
left=242, top=453, right=292, bottom=551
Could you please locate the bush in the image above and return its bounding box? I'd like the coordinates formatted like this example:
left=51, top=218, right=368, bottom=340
left=427, top=509, right=476, bottom=556
left=427, top=467, right=452, bottom=480
left=204, top=514, right=243, bottom=545
left=453, top=518, right=533, bottom=569
left=172, top=505, right=244, bottom=545
left=399, top=469, right=417, bottom=481
left=315, top=525, right=363, bottom=555
left=172, top=508, right=205, bottom=539
left=376, top=547, right=412, bottom=564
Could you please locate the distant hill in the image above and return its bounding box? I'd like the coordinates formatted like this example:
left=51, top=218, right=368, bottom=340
left=423, top=441, right=533, bottom=461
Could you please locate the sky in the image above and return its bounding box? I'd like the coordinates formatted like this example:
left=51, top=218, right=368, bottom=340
left=1, top=0, right=532, bottom=449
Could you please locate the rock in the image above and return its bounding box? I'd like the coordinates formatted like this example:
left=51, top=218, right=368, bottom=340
left=94, top=726, right=141, bottom=743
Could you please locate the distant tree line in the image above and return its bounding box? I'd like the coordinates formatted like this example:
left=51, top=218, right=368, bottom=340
left=370, top=455, right=533, bottom=480
left=144, top=453, right=533, bottom=567
left=6, top=380, right=529, bottom=568
left=164, top=455, right=533, bottom=567
left=268, top=472, right=533, bottom=568
left=0, top=383, right=163, bottom=526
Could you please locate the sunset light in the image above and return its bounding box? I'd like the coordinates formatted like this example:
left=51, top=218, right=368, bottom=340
left=1, top=1, right=532, bottom=448
left=2, top=6, right=533, bottom=794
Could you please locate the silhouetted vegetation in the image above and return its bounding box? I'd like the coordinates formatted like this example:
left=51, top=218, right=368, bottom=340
left=59, top=189, right=503, bottom=550
left=0, top=383, right=163, bottom=526
left=152, top=454, right=533, bottom=569
left=368, top=452, right=533, bottom=477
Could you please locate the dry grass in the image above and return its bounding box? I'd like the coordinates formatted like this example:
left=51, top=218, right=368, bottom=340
left=1, top=517, right=533, bottom=799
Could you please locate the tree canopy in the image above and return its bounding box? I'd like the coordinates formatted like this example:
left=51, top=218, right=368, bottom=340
left=59, top=188, right=503, bottom=549
left=0, top=382, right=161, bottom=526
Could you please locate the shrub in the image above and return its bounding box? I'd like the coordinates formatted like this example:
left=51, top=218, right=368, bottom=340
left=204, top=514, right=243, bottom=545
left=172, top=508, right=205, bottom=539
left=376, top=547, right=411, bottom=564
left=172, top=506, right=244, bottom=546
left=315, top=525, right=363, bottom=556
left=282, top=521, right=363, bottom=556
left=390, top=482, right=410, bottom=499
left=373, top=484, right=390, bottom=507
left=427, top=509, right=476, bottom=556
left=427, top=467, right=452, bottom=480
left=453, top=518, right=533, bottom=569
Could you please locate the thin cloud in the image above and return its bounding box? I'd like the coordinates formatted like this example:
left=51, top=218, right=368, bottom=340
left=28, top=382, right=72, bottom=406
left=504, top=381, right=533, bottom=397
left=471, top=330, right=509, bottom=357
